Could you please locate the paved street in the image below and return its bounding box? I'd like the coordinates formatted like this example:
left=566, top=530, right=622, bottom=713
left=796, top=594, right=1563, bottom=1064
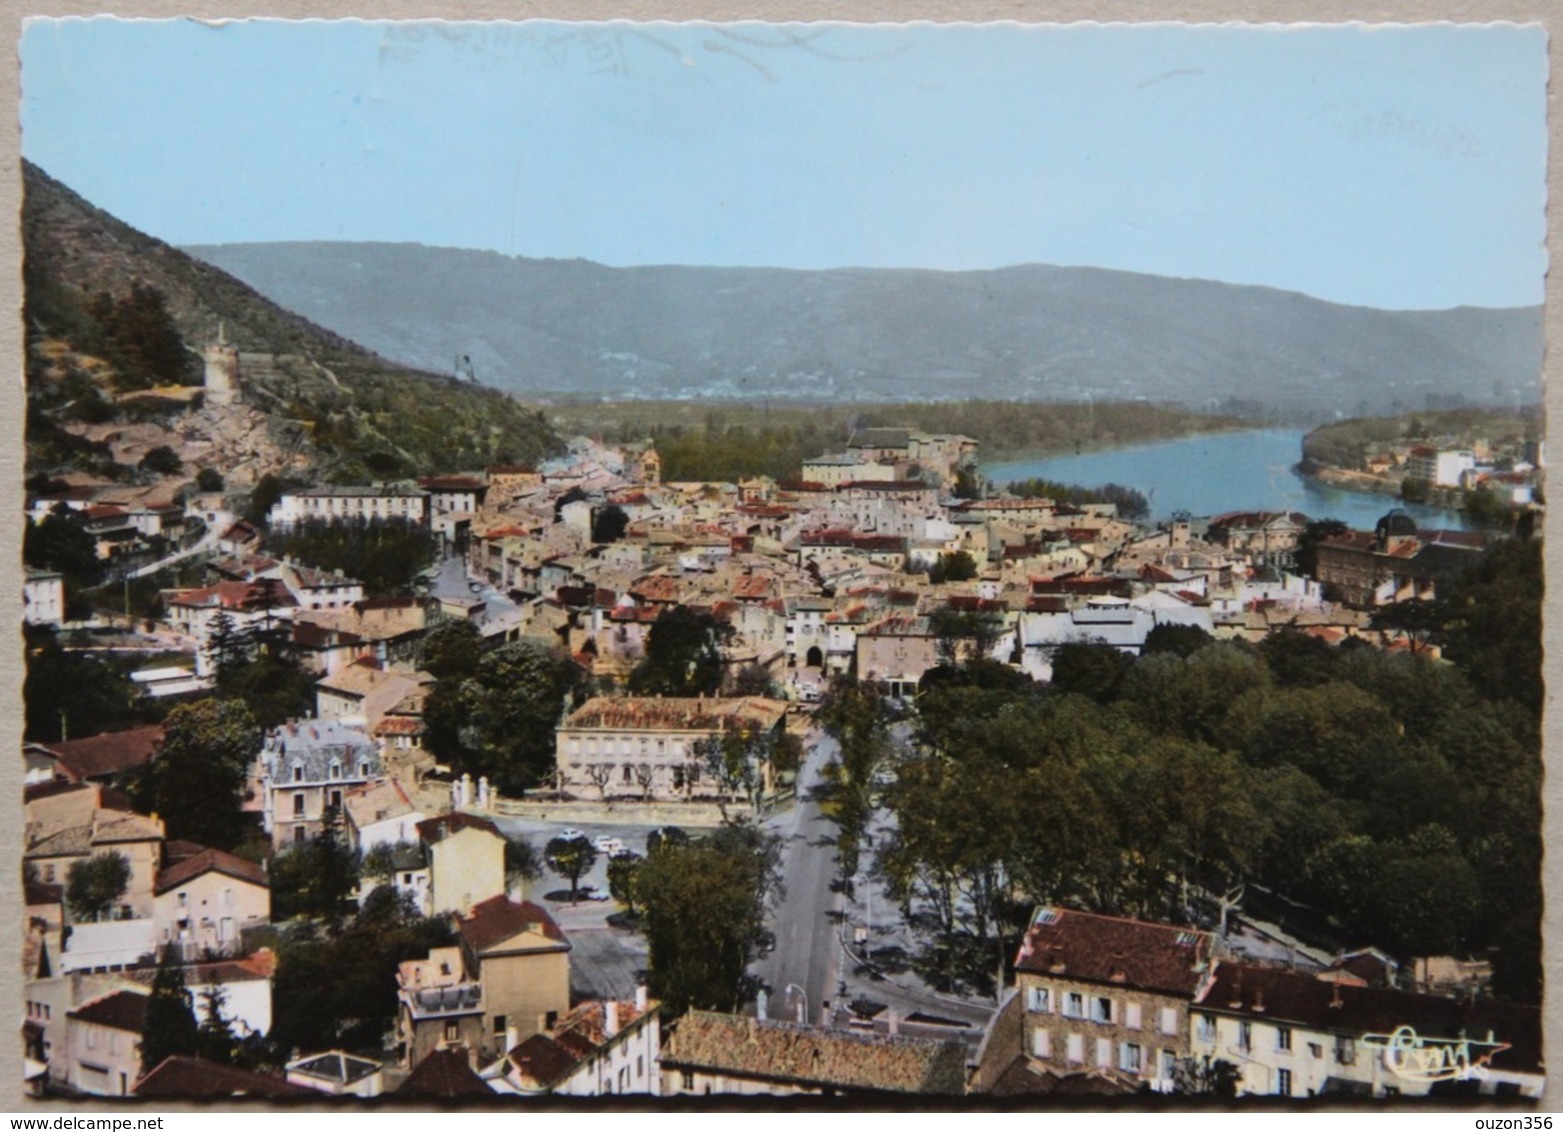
left=753, top=734, right=999, bottom=1049
left=492, top=742, right=998, bottom=1049
left=752, top=733, right=844, bottom=1026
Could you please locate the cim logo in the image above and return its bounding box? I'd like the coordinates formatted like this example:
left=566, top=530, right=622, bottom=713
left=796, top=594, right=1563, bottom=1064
left=1362, top=1025, right=1510, bottom=1083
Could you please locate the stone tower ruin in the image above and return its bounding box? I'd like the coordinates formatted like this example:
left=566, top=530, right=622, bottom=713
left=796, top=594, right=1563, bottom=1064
left=203, top=323, right=240, bottom=407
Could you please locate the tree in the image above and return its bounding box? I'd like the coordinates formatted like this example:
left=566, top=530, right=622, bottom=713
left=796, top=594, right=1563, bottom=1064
left=139, top=445, right=184, bottom=476
left=591, top=503, right=630, bottom=544
left=1294, top=518, right=1348, bottom=579
left=424, top=640, right=588, bottom=794
left=928, top=550, right=979, bottom=584
left=637, top=824, right=781, bottom=1015
left=816, top=677, right=901, bottom=878
left=270, top=815, right=360, bottom=924
left=195, top=467, right=225, bottom=493
left=24, top=637, right=150, bottom=742
left=195, top=984, right=238, bottom=1065
left=206, top=609, right=254, bottom=685
left=628, top=606, right=733, bottom=697
left=606, top=850, right=644, bottom=914
left=65, top=851, right=131, bottom=922
left=1142, top=622, right=1214, bottom=659
left=245, top=474, right=288, bottom=527
left=1171, top=1056, right=1241, bottom=1098
left=646, top=826, right=690, bottom=856
left=141, top=947, right=199, bottom=1075
left=928, top=605, right=1003, bottom=666
left=1369, top=599, right=1442, bottom=655
left=544, top=835, right=598, bottom=902
left=504, top=837, right=543, bottom=894
left=135, top=698, right=261, bottom=850
left=420, top=619, right=484, bottom=682
left=1047, top=640, right=1133, bottom=703
left=24, top=506, right=103, bottom=595
left=731, top=661, right=777, bottom=698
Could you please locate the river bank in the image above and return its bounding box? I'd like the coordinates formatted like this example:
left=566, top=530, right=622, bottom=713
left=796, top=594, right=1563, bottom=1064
left=983, top=428, right=1476, bottom=529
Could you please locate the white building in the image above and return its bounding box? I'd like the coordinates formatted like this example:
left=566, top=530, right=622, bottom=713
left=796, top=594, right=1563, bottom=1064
left=267, top=484, right=429, bottom=528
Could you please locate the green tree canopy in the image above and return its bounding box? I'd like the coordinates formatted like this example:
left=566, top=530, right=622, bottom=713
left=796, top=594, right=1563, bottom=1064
left=134, top=698, right=261, bottom=850
left=628, top=606, right=733, bottom=697
left=141, top=947, right=199, bottom=1076
left=637, top=823, right=780, bottom=1015
left=424, top=639, right=588, bottom=794
left=65, top=851, right=131, bottom=922
left=544, top=835, right=598, bottom=903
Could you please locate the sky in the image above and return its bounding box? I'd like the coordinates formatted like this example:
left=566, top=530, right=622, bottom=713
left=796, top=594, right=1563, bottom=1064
left=18, top=18, right=1549, bottom=311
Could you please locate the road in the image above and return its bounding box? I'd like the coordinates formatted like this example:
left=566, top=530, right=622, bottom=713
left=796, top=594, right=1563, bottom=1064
left=126, top=512, right=228, bottom=579
left=752, top=732, right=843, bottom=1026
left=752, top=731, right=999, bottom=1050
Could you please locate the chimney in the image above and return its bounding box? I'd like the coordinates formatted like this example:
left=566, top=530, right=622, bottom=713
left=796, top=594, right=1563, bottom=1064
left=886, top=1010, right=899, bottom=1037
left=635, top=984, right=648, bottom=1012
left=504, top=1022, right=519, bottom=1051
left=604, top=1000, right=620, bottom=1037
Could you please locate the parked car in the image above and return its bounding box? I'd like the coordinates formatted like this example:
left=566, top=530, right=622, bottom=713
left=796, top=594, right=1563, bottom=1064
left=593, top=835, right=625, bottom=855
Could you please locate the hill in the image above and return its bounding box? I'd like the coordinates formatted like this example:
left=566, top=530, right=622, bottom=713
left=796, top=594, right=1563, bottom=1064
left=182, top=242, right=1543, bottom=420
left=23, top=161, right=563, bottom=487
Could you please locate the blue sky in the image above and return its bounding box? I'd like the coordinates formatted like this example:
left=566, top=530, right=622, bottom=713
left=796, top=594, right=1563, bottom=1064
left=19, top=18, right=1548, bottom=311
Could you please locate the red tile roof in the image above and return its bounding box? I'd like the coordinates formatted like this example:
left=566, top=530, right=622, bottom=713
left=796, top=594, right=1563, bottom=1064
left=134, top=1056, right=312, bottom=1099
left=416, top=812, right=503, bottom=845
left=1198, top=963, right=1541, bottom=1076
left=155, top=846, right=268, bottom=895
left=506, top=1033, right=581, bottom=1088
left=69, top=990, right=148, bottom=1033
left=396, top=1048, right=492, bottom=1098
left=41, top=725, right=165, bottom=782
left=1014, top=908, right=1213, bottom=997
left=457, top=896, right=569, bottom=954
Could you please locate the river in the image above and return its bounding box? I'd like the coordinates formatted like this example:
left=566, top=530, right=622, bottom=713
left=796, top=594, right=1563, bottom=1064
left=982, top=427, right=1473, bottom=530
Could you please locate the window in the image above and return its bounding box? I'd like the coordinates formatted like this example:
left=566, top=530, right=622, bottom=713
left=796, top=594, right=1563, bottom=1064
left=1238, top=1022, right=1253, bottom=1053
left=328, top=762, right=340, bottom=780
left=293, top=827, right=306, bottom=844
left=1066, top=1034, right=1084, bottom=1065
left=1118, top=1043, right=1143, bottom=1075
left=1124, top=1002, right=1142, bottom=1030
left=623, top=765, right=634, bottom=784
left=1160, top=1049, right=1177, bottom=1081
left=1277, top=1068, right=1292, bottom=1097
left=1335, top=1037, right=1357, bottom=1066
left=1026, top=987, right=1051, bottom=1013
left=1095, top=1038, right=1111, bottom=1068
left=1160, top=1007, right=1178, bottom=1036
left=637, top=1056, right=644, bottom=1078
left=681, top=1071, right=694, bottom=1092
left=1308, top=1042, right=1324, bottom=1060
left=444, top=1020, right=459, bottom=1042
left=41, top=865, right=54, bottom=884
left=1196, top=1014, right=1216, bottom=1042
left=293, top=795, right=306, bottom=817
left=293, top=766, right=303, bottom=783
left=619, top=1067, right=630, bottom=1091
left=1091, top=996, right=1114, bottom=1024
left=177, top=893, right=187, bottom=908
left=1063, top=993, right=1085, bottom=1019
left=359, top=761, right=370, bottom=777
left=1276, top=1026, right=1293, bottom=1053
left=1031, top=1029, right=1051, bottom=1059
left=494, top=1015, right=507, bottom=1038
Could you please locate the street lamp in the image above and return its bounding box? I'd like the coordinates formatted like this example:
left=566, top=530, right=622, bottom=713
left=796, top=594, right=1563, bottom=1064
left=784, top=983, right=808, bottom=1025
